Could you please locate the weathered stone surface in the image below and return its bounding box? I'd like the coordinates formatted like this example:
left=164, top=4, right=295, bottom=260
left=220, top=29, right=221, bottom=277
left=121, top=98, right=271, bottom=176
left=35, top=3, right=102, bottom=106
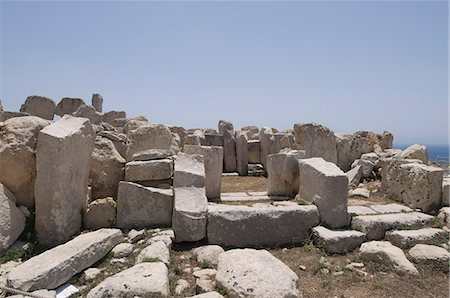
left=97, top=130, right=128, bottom=159
left=277, top=132, right=297, bottom=151
left=0, top=116, right=50, bottom=207
left=72, top=104, right=102, bottom=124
left=204, top=133, right=223, bottom=147
left=123, top=118, right=149, bottom=135
left=400, top=144, right=429, bottom=163
left=348, top=205, right=377, bottom=216
left=216, top=249, right=300, bottom=297
left=298, top=158, right=350, bottom=228
left=247, top=140, right=261, bottom=164
left=346, top=165, right=363, bottom=187
left=86, top=263, right=169, bottom=297
left=218, top=120, right=237, bottom=173
left=352, top=212, right=435, bottom=240
left=360, top=241, right=419, bottom=275
left=55, top=97, right=85, bottom=116
left=136, top=241, right=170, bottom=265
left=387, top=162, right=443, bottom=212
left=35, top=116, right=95, bottom=247
left=351, top=159, right=375, bottom=179
left=442, top=177, right=449, bottom=207
left=379, top=158, right=422, bottom=193
left=126, top=124, right=175, bottom=161
left=386, top=228, right=448, bottom=249
left=174, top=153, right=206, bottom=188
left=84, top=197, right=116, bottom=229
left=83, top=268, right=101, bottom=281
left=0, top=183, right=25, bottom=252
left=184, top=146, right=223, bottom=199
left=192, top=245, right=225, bottom=265
left=91, top=93, right=103, bottom=113
left=335, top=133, right=353, bottom=171
left=368, top=203, right=413, bottom=214
left=207, top=203, right=319, bottom=247
left=349, top=188, right=370, bottom=198
left=437, top=207, right=450, bottom=228
left=294, top=123, right=337, bottom=164
left=111, top=243, right=134, bottom=258
left=128, top=229, right=146, bottom=243
left=20, top=96, right=55, bottom=120
left=117, top=182, right=173, bottom=229
left=89, top=136, right=125, bottom=200
left=235, top=132, right=248, bottom=176
left=408, top=244, right=450, bottom=265
left=133, top=149, right=173, bottom=161
left=103, top=110, right=126, bottom=127
left=380, top=131, right=394, bottom=150
left=312, top=226, right=366, bottom=254
left=191, top=292, right=224, bottom=298
left=267, top=150, right=305, bottom=197
left=259, top=127, right=277, bottom=167
left=173, top=187, right=207, bottom=242
left=7, top=229, right=123, bottom=291
left=349, top=131, right=379, bottom=162
left=125, top=159, right=173, bottom=182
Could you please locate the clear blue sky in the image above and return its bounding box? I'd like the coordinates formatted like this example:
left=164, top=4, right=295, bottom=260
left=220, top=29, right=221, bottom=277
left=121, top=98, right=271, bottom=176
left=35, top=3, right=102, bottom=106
left=1, top=1, right=448, bottom=145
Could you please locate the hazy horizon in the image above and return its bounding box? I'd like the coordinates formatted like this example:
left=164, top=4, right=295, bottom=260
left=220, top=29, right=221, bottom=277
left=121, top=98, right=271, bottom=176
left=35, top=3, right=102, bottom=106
left=1, top=1, right=448, bottom=145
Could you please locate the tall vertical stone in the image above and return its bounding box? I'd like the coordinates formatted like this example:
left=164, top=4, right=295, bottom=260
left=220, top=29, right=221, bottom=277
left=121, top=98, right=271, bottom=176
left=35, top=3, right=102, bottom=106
left=35, top=116, right=95, bottom=247
left=293, top=123, right=338, bottom=164
left=235, top=131, right=248, bottom=176
left=267, top=150, right=305, bottom=197
left=218, top=120, right=237, bottom=173
left=260, top=127, right=277, bottom=168
left=91, top=93, right=103, bottom=113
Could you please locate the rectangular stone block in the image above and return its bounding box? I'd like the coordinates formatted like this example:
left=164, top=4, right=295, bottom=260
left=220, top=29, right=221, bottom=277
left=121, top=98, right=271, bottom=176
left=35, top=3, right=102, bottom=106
left=35, top=116, right=95, bottom=247
left=125, top=159, right=173, bottom=182
left=207, top=203, right=319, bottom=247
left=203, top=133, right=223, bottom=147
left=235, top=132, right=248, bottom=176
left=116, top=181, right=173, bottom=229
left=174, top=152, right=205, bottom=188
left=267, top=150, right=305, bottom=197
left=247, top=140, right=261, bottom=164
left=298, top=157, right=350, bottom=228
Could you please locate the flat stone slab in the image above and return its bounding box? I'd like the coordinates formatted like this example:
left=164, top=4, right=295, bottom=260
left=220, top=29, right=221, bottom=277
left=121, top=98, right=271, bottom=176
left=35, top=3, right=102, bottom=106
left=136, top=241, right=170, bottom=265
left=133, top=149, right=174, bottom=161
left=216, top=249, right=300, bottom=297
left=409, top=244, right=450, bottom=265
left=312, top=226, right=366, bottom=254
left=360, top=241, right=419, bottom=275
left=7, top=229, right=123, bottom=291
left=351, top=212, right=435, bottom=240
left=349, top=188, right=370, bottom=198
left=348, top=205, right=377, bottom=216
left=386, top=228, right=448, bottom=249
left=369, top=203, right=413, bottom=214
left=86, top=263, right=169, bottom=297
left=207, top=203, right=319, bottom=247
left=125, top=159, right=173, bottom=182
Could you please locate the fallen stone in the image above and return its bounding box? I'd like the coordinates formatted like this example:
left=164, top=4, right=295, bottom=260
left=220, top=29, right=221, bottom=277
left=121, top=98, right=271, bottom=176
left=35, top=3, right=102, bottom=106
left=84, top=197, right=116, bottom=229
left=126, top=124, right=176, bottom=161
left=216, top=249, right=300, bottom=297
left=218, top=120, right=237, bottom=173
left=55, top=97, right=85, bottom=116
left=191, top=292, right=224, bottom=298
left=352, top=212, right=435, bottom=240
left=369, top=203, right=413, bottom=214
left=103, top=110, right=126, bottom=127
left=192, top=245, right=225, bottom=265
left=83, top=268, right=101, bottom=281
left=207, top=203, right=319, bottom=247
left=117, top=182, right=173, bottom=229
left=111, top=243, right=134, bottom=258
left=437, top=207, right=450, bottom=228
left=349, top=188, right=370, bottom=198
left=408, top=244, right=450, bottom=265
left=298, top=157, right=350, bottom=228
left=86, top=263, right=169, bottom=297
left=133, top=149, right=173, bottom=161
left=193, top=268, right=217, bottom=278
left=346, top=165, right=363, bottom=187
left=386, top=228, right=448, bottom=249
left=175, top=279, right=189, bottom=295
left=312, top=226, right=366, bottom=254
left=196, top=275, right=216, bottom=293
left=72, top=104, right=102, bottom=124
left=125, top=159, right=173, bottom=182
left=136, top=241, right=170, bottom=265
left=360, top=241, right=418, bottom=275
left=7, top=229, right=123, bottom=291
left=294, top=123, right=337, bottom=163
left=400, top=144, right=429, bottom=163
left=351, top=159, right=375, bottom=179
left=0, top=116, right=50, bottom=207
left=7, top=289, right=56, bottom=298
left=348, top=205, right=377, bottom=216
left=267, top=150, right=305, bottom=197
left=0, top=184, right=25, bottom=252
left=35, top=115, right=95, bottom=247
left=127, top=229, right=146, bottom=243
left=20, top=96, right=55, bottom=120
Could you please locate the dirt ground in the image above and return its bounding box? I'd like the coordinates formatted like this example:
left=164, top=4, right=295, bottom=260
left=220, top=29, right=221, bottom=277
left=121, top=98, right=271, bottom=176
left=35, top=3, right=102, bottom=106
left=221, top=176, right=267, bottom=193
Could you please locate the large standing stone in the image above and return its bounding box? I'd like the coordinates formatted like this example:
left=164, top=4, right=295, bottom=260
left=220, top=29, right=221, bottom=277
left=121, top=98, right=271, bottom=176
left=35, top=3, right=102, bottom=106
left=7, top=229, right=123, bottom=291
left=247, top=140, right=261, bottom=164
left=55, top=97, right=85, bottom=116
left=126, top=124, right=175, bottom=161
left=294, top=123, right=337, bottom=164
left=0, top=183, right=25, bottom=252
left=125, top=159, right=173, bottom=182
left=35, top=116, right=95, bottom=247
left=173, top=153, right=206, bottom=188
left=116, top=181, right=173, bottom=229
left=267, top=150, right=305, bottom=197
left=335, top=133, right=353, bottom=171
left=0, top=116, right=50, bottom=207
left=400, top=144, right=429, bottom=164
left=207, top=203, right=319, bottom=247
left=184, top=145, right=223, bottom=199
left=89, top=136, right=125, bottom=200
left=216, top=249, right=300, bottom=298
left=349, top=131, right=379, bottom=162
left=298, top=158, right=350, bottom=228
left=387, top=162, right=443, bottom=212
left=259, top=127, right=277, bottom=167
left=360, top=241, right=419, bottom=275
left=86, top=263, right=169, bottom=297
left=72, top=105, right=102, bottom=124
left=218, top=120, right=237, bottom=173
left=91, top=93, right=103, bottom=113
left=235, top=131, right=248, bottom=176
left=20, top=96, right=56, bottom=120
left=380, top=131, right=394, bottom=150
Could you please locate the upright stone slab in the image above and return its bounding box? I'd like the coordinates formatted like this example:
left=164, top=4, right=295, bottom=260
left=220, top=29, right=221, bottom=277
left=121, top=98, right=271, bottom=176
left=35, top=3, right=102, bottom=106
left=7, top=229, right=123, bottom=291
left=247, top=140, right=261, bottom=164
left=35, top=116, right=95, bottom=247
left=173, top=153, right=207, bottom=242
left=298, top=157, right=350, bottom=228
left=293, top=123, right=338, bottom=164
left=267, top=150, right=305, bottom=197
left=20, top=96, right=56, bottom=120
left=0, top=183, right=25, bottom=252
left=335, top=133, right=353, bottom=171
left=184, top=145, right=223, bottom=199
left=218, top=120, right=237, bottom=173
left=126, top=124, right=175, bottom=161
left=235, top=131, right=248, bottom=176
left=91, top=93, right=103, bottom=113
left=259, top=127, right=276, bottom=168
left=55, top=97, right=85, bottom=116
left=443, top=177, right=450, bottom=207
